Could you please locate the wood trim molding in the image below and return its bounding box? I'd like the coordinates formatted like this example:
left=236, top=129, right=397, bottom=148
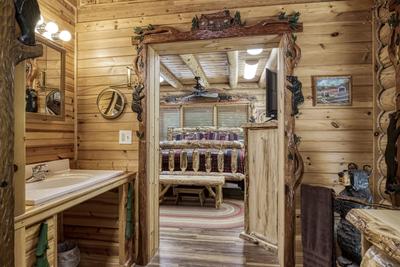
left=131, top=9, right=303, bottom=266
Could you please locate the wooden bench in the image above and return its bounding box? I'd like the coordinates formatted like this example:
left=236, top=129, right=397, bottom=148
left=159, top=174, right=225, bottom=208
left=173, top=187, right=206, bottom=206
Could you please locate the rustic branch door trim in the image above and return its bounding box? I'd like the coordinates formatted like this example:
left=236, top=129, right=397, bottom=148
left=132, top=10, right=304, bottom=266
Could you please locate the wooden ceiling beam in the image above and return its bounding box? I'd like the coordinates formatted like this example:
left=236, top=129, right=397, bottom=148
left=227, top=51, right=239, bottom=89
left=180, top=54, right=210, bottom=87
left=160, top=63, right=183, bottom=89
left=258, top=48, right=278, bottom=88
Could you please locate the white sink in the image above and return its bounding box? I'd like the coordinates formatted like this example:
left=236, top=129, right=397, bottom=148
left=26, top=168, right=124, bottom=206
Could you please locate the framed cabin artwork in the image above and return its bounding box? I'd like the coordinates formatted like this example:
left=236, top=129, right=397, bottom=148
left=312, top=75, right=352, bottom=106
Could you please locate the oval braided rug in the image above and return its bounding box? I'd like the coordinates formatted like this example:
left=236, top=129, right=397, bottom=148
left=160, top=199, right=244, bottom=229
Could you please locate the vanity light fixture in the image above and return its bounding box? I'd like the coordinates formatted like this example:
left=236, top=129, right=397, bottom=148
left=244, top=60, right=259, bottom=80
left=58, top=30, right=72, bottom=42
left=247, top=48, right=263, bottom=55
left=35, top=18, right=72, bottom=42
left=45, top=21, right=59, bottom=34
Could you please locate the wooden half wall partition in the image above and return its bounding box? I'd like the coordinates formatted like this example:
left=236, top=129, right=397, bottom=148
left=130, top=11, right=304, bottom=266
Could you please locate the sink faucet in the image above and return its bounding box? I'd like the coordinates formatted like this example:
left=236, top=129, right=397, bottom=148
left=26, top=164, right=49, bottom=183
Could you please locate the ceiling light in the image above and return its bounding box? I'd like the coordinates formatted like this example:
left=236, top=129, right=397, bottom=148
left=59, top=30, right=72, bottom=42
left=244, top=60, right=259, bottom=80
left=45, top=22, right=59, bottom=34
left=42, top=32, right=53, bottom=40
left=247, top=48, right=263, bottom=55
left=160, top=76, right=165, bottom=83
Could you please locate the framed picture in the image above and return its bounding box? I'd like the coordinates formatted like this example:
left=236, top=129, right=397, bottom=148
left=312, top=75, right=352, bottom=106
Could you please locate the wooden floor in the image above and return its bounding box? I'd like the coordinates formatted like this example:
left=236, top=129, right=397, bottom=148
left=146, top=227, right=279, bottom=267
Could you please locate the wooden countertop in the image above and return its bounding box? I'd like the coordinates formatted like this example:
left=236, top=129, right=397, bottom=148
left=346, top=209, right=400, bottom=262
left=15, top=172, right=136, bottom=229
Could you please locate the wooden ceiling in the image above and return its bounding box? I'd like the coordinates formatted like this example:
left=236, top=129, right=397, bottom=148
left=160, top=49, right=271, bottom=90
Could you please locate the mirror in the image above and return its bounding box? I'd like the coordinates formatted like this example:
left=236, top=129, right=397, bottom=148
left=26, top=36, right=65, bottom=120
left=97, top=88, right=126, bottom=119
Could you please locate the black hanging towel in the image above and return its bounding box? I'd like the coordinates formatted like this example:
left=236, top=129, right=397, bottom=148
left=301, top=184, right=335, bottom=267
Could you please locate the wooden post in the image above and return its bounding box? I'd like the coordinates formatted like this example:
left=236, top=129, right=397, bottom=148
left=168, top=149, right=175, bottom=172
left=180, top=150, right=188, bottom=172
left=193, top=149, right=199, bottom=172
left=0, top=1, right=43, bottom=266
left=217, top=148, right=224, bottom=173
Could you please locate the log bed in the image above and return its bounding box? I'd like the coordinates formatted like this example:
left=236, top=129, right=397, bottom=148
left=160, top=127, right=246, bottom=185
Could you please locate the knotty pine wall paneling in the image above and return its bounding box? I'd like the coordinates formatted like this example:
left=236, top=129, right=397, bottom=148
left=26, top=0, right=76, bottom=165
left=76, top=0, right=374, bottom=265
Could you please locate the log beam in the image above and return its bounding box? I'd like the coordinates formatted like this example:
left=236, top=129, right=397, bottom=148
left=160, top=63, right=183, bottom=89
left=180, top=54, right=210, bottom=87
left=227, top=51, right=239, bottom=89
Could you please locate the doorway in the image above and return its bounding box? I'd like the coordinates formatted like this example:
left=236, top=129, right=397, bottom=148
left=134, top=12, right=303, bottom=266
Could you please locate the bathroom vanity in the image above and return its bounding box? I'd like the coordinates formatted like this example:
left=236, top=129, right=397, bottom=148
left=14, top=160, right=137, bottom=267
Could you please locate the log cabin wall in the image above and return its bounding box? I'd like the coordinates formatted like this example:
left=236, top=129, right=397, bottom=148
left=372, top=1, right=395, bottom=203
left=26, top=0, right=76, bottom=165
left=75, top=0, right=374, bottom=264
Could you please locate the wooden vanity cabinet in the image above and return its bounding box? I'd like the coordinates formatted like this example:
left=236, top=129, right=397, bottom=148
left=14, top=174, right=137, bottom=267
left=241, top=122, right=279, bottom=253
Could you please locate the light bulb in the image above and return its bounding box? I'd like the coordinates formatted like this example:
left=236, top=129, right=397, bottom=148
left=247, top=48, right=263, bottom=55
left=42, top=32, right=53, bottom=40
left=160, top=76, right=165, bottom=83
left=45, top=22, right=59, bottom=34
left=59, top=30, right=72, bottom=42
left=244, top=60, right=259, bottom=80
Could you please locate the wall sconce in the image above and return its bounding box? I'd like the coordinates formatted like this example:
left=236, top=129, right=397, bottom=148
left=36, top=17, right=72, bottom=42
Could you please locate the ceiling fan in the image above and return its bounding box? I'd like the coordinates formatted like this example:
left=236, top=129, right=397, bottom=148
left=180, top=76, right=220, bottom=101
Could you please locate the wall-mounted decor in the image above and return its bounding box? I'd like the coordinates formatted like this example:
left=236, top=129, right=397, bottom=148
left=97, top=88, right=126, bottom=119
left=26, top=36, right=66, bottom=121
left=312, top=75, right=352, bottom=106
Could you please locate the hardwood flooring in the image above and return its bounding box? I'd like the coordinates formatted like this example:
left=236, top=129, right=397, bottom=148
left=146, top=227, right=279, bottom=267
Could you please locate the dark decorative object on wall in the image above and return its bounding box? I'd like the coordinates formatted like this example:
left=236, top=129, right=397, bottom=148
left=286, top=76, right=304, bottom=116
left=278, top=12, right=301, bottom=30
left=132, top=84, right=145, bottom=122
left=1, top=0, right=43, bottom=265
left=384, top=111, right=400, bottom=205
left=191, top=10, right=244, bottom=31
left=14, top=0, right=41, bottom=45
left=335, top=163, right=373, bottom=266
left=26, top=88, right=38, bottom=112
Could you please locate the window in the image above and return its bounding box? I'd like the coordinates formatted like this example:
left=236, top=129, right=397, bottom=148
left=217, top=106, right=248, bottom=127
left=159, top=108, right=180, bottom=140
left=183, top=106, right=213, bottom=127
left=159, top=104, right=249, bottom=139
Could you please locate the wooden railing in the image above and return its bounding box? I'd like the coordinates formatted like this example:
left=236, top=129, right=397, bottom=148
left=159, top=139, right=245, bottom=181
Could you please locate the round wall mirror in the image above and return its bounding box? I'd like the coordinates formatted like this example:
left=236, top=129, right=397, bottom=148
left=97, top=88, right=126, bottom=119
